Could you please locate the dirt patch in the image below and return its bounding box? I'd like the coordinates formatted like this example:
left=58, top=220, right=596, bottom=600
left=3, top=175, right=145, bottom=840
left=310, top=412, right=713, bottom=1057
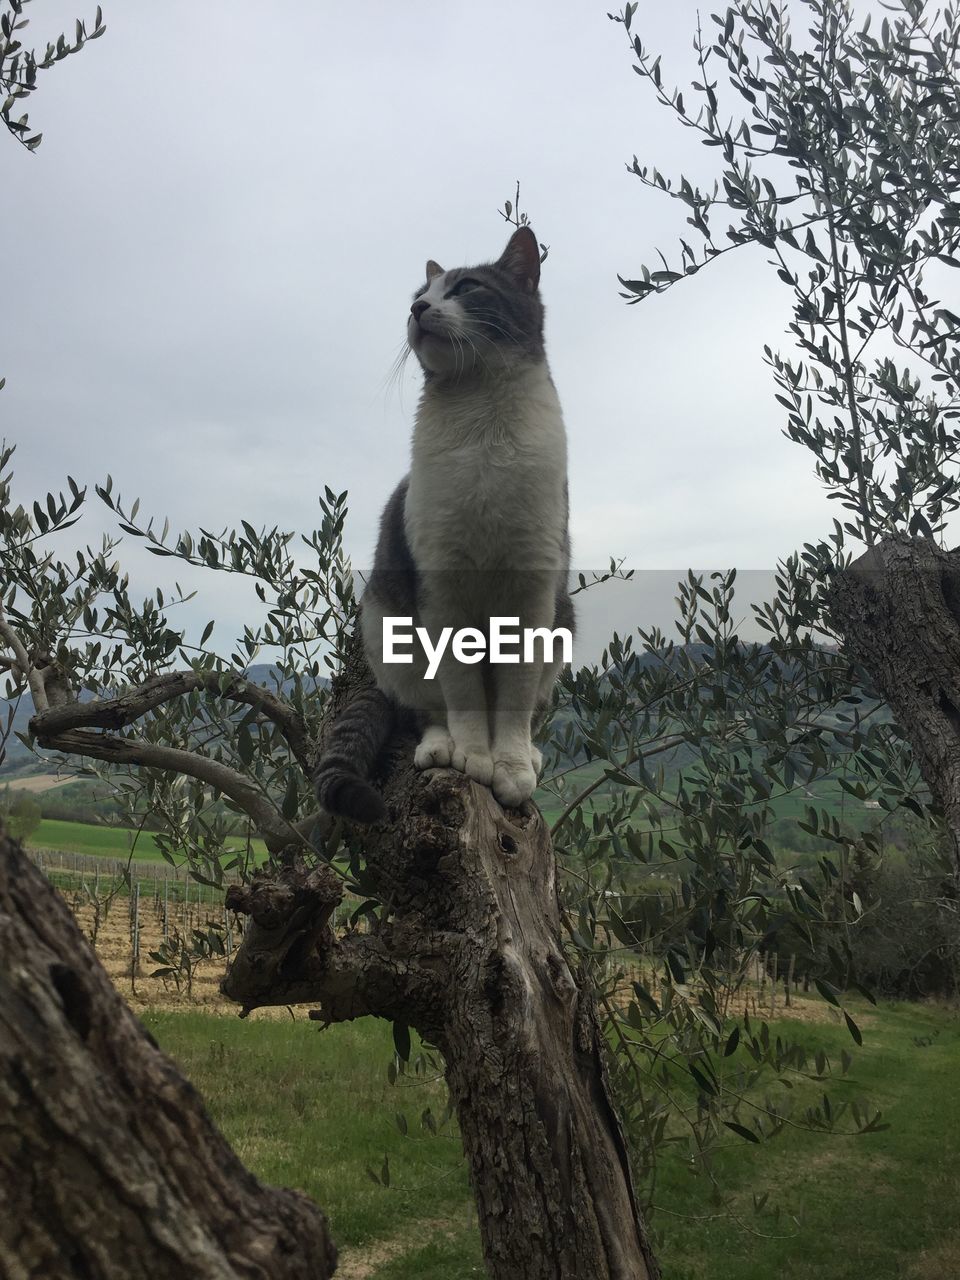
left=905, top=1235, right=960, bottom=1279
left=335, top=1218, right=466, bottom=1279
left=65, top=895, right=310, bottom=1019
left=724, top=986, right=873, bottom=1028
left=6, top=772, right=72, bottom=793
left=614, top=964, right=863, bottom=1028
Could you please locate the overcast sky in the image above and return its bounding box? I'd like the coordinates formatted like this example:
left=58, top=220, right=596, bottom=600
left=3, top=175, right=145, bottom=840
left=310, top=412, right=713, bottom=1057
left=3, top=0, right=843, bottom=661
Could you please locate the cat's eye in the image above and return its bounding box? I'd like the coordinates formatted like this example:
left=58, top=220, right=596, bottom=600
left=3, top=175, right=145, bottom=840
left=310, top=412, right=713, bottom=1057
left=448, top=277, right=482, bottom=297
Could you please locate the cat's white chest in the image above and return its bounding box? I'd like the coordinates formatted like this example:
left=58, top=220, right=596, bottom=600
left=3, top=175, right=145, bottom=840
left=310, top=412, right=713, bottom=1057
left=405, top=365, right=567, bottom=572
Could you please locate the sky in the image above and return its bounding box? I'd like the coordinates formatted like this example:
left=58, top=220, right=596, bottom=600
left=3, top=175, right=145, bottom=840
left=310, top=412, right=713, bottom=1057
left=2, top=0, right=843, bottom=662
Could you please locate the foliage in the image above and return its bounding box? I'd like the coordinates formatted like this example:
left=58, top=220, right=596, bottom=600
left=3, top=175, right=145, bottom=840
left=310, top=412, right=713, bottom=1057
left=841, top=842, right=960, bottom=997
left=150, top=923, right=226, bottom=998
left=0, top=437, right=355, bottom=877
left=0, top=0, right=105, bottom=151
left=538, top=564, right=898, bottom=1219
left=612, top=0, right=960, bottom=547
left=556, top=0, right=960, bottom=1227
left=0, top=784, right=40, bottom=838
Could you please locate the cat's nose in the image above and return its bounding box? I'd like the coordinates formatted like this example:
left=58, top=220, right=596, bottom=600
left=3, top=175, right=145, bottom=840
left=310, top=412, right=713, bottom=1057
left=410, top=300, right=430, bottom=323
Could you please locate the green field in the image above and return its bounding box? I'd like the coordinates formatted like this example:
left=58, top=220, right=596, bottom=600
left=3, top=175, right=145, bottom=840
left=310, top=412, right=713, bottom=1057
left=536, top=755, right=857, bottom=828
left=656, top=1001, right=960, bottom=1279
left=146, top=999, right=960, bottom=1279
left=26, top=818, right=268, bottom=865
left=16, top=761, right=858, bottom=868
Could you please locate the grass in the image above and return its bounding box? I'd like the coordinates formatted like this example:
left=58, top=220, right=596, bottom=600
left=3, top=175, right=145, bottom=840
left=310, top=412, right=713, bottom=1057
left=26, top=817, right=268, bottom=866
left=144, top=1011, right=484, bottom=1276
left=652, top=999, right=960, bottom=1280
left=144, top=999, right=960, bottom=1279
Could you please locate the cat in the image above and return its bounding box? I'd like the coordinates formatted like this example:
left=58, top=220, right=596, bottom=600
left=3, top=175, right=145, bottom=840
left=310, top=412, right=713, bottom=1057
left=314, top=225, right=573, bottom=823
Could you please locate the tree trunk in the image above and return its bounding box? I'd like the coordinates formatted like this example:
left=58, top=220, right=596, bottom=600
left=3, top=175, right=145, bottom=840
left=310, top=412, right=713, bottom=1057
left=0, top=828, right=337, bottom=1280
left=224, top=769, right=659, bottom=1280
left=222, top=644, right=660, bottom=1279
left=433, top=785, right=656, bottom=1279
left=827, top=533, right=960, bottom=875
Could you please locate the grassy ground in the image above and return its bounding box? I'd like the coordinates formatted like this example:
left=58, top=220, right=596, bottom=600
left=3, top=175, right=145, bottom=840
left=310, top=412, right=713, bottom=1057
left=26, top=817, right=268, bottom=865
left=145, top=1012, right=484, bottom=1276
left=652, top=1000, right=960, bottom=1279
left=145, top=999, right=960, bottom=1279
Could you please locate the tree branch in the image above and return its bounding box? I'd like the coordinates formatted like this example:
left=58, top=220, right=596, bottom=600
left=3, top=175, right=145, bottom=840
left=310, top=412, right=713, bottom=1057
left=0, top=601, right=49, bottom=711
left=222, top=861, right=446, bottom=1023
left=31, top=668, right=314, bottom=775
left=30, top=725, right=302, bottom=854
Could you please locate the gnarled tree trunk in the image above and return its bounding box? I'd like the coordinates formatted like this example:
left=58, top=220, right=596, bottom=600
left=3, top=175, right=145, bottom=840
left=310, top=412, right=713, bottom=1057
left=223, top=643, right=660, bottom=1280
left=0, top=828, right=337, bottom=1280
left=225, top=775, right=657, bottom=1280
left=827, top=532, right=960, bottom=875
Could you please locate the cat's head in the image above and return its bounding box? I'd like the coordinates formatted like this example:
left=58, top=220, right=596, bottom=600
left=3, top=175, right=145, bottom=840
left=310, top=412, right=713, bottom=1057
left=407, top=226, right=545, bottom=378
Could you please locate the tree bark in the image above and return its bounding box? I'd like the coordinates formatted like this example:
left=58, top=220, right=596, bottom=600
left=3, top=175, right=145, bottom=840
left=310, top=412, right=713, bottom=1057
left=223, top=646, right=659, bottom=1280
left=827, top=532, right=960, bottom=874
left=0, top=828, right=337, bottom=1280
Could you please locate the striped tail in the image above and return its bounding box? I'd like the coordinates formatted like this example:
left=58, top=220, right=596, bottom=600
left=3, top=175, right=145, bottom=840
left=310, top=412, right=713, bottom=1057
left=313, top=688, right=394, bottom=824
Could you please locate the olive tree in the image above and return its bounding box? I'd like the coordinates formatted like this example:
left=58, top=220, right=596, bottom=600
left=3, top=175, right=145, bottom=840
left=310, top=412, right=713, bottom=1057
left=611, top=0, right=960, bottom=870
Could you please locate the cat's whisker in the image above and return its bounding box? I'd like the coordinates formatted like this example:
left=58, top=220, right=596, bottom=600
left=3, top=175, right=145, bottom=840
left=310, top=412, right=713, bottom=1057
left=459, top=330, right=487, bottom=377
left=454, top=331, right=471, bottom=379
left=464, top=327, right=511, bottom=372
left=466, top=312, right=520, bottom=351
left=380, top=342, right=413, bottom=400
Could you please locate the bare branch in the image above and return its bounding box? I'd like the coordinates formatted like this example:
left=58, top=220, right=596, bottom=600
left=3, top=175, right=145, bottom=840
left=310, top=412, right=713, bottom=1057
left=31, top=725, right=302, bottom=853
left=0, top=602, right=48, bottom=711
left=31, top=669, right=314, bottom=775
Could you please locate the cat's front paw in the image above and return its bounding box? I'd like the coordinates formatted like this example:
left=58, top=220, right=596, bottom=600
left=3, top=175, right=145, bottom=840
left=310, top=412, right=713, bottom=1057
left=414, top=726, right=455, bottom=770
left=451, top=745, right=495, bottom=786
left=492, top=758, right=538, bottom=809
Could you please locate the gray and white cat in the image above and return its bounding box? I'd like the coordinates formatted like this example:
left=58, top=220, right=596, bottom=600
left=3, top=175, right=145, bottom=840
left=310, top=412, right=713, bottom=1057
left=314, top=226, right=573, bottom=822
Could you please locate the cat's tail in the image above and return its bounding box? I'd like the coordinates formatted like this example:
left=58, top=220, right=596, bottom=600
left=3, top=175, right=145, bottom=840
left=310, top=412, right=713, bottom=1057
left=313, top=688, right=394, bottom=824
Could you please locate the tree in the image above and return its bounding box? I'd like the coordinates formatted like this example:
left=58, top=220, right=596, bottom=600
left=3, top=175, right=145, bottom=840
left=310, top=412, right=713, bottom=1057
left=612, top=0, right=960, bottom=875
left=0, top=785, right=41, bottom=838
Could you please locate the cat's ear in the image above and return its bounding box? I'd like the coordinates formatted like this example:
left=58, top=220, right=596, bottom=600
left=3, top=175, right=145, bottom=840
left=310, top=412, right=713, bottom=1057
left=497, top=226, right=540, bottom=293
left=426, top=260, right=444, bottom=281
